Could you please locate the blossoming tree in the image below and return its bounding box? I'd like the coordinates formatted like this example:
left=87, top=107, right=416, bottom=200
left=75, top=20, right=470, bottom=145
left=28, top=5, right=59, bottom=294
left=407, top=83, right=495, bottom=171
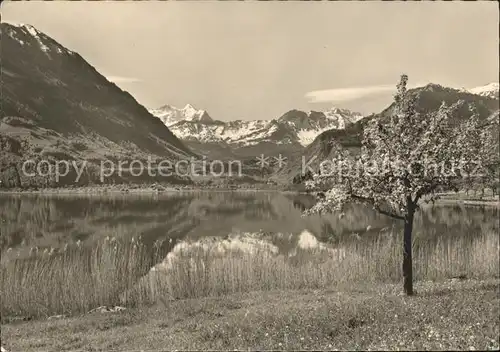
left=305, top=75, right=497, bottom=295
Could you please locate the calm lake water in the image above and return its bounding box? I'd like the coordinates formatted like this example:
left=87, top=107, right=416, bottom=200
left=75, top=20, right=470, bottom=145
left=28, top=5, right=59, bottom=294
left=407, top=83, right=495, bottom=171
left=1, top=192, right=498, bottom=257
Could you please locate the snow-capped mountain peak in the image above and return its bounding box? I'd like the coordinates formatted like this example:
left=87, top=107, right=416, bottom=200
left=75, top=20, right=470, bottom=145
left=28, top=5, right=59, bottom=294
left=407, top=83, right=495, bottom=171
left=182, top=104, right=198, bottom=117
left=6, top=22, right=75, bottom=55
left=181, top=104, right=212, bottom=122
left=182, top=104, right=196, bottom=111
left=325, top=106, right=362, bottom=117
left=469, top=83, right=499, bottom=99
left=149, top=103, right=213, bottom=126
left=323, top=107, right=364, bottom=129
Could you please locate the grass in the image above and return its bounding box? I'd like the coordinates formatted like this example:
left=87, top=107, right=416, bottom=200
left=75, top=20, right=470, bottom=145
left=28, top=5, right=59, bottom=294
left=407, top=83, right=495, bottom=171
left=1, top=279, right=499, bottom=351
left=1, top=229, right=498, bottom=319
left=0, top=238, right=162, bottom=318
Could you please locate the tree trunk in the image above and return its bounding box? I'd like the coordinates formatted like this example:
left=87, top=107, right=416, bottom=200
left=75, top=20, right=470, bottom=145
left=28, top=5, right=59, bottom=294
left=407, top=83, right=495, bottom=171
left=403, top=205, right=415, bottom=296
left=13, top=164, right=22, bottom=188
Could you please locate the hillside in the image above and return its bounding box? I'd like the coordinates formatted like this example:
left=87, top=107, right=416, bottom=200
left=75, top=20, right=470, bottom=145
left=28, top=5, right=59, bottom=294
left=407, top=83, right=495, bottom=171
left=1, top=23, right=194, bottom=188
left=279, top=83, right=500, bottom=184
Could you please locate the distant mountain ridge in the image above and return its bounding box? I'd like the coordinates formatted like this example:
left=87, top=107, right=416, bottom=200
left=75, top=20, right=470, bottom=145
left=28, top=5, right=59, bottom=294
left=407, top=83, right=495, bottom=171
left=468, top=82, right=499, bottom=100
left=1, top=23, right=193, bottom=187
left=149, top=104, right=363, bottom=158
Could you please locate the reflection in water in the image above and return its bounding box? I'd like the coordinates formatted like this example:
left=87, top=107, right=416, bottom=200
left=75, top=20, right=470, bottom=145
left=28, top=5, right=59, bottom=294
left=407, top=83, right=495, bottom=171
left=0, top=192, right=498, bottom=257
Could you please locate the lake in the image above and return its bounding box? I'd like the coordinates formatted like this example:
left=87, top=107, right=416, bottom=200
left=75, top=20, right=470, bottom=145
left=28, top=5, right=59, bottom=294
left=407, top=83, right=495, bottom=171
left=1, top=191, right=498, bottom=258
left=1, top=191, right=498, bottom=316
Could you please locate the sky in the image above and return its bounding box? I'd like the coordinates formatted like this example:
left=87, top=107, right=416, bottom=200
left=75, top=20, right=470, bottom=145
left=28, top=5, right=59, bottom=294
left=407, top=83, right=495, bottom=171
left=2, top=1, right=499, bottom=121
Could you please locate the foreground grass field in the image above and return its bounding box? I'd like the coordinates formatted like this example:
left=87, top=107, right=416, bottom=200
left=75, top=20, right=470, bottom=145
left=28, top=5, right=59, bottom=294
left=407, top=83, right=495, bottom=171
left=2, top=229, right=498, bottom=319
left=1, top=279, right=498, bottom=351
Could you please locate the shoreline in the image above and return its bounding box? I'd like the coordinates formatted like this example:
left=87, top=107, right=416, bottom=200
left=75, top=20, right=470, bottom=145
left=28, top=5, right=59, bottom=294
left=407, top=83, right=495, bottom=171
left=0, top=187, right=498, bottom=206
left=0, top=185, right=292, bottom=195
left=433, top=198, right=500, bottom=207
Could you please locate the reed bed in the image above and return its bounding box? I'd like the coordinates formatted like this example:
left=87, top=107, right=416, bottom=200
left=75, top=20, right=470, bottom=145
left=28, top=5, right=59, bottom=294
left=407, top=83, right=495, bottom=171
left=1, top=230, right=498, bottom=319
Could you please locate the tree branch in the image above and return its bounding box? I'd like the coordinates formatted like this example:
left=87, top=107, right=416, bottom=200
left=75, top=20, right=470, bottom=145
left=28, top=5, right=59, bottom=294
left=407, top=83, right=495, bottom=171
left=414, top=182, right=439, bottom=204
left=350, top=193, right=405, bottom=221
left=375, top=207, right=405, bottom=221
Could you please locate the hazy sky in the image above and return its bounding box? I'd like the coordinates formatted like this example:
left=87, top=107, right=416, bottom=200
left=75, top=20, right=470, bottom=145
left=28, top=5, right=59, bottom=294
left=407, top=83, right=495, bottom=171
left=3, top=2, right=498, bottom=121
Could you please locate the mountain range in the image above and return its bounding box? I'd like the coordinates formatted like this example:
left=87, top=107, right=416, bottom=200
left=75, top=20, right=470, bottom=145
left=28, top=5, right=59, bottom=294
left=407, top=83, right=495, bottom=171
left=149, top=104, right=364, bottom=159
